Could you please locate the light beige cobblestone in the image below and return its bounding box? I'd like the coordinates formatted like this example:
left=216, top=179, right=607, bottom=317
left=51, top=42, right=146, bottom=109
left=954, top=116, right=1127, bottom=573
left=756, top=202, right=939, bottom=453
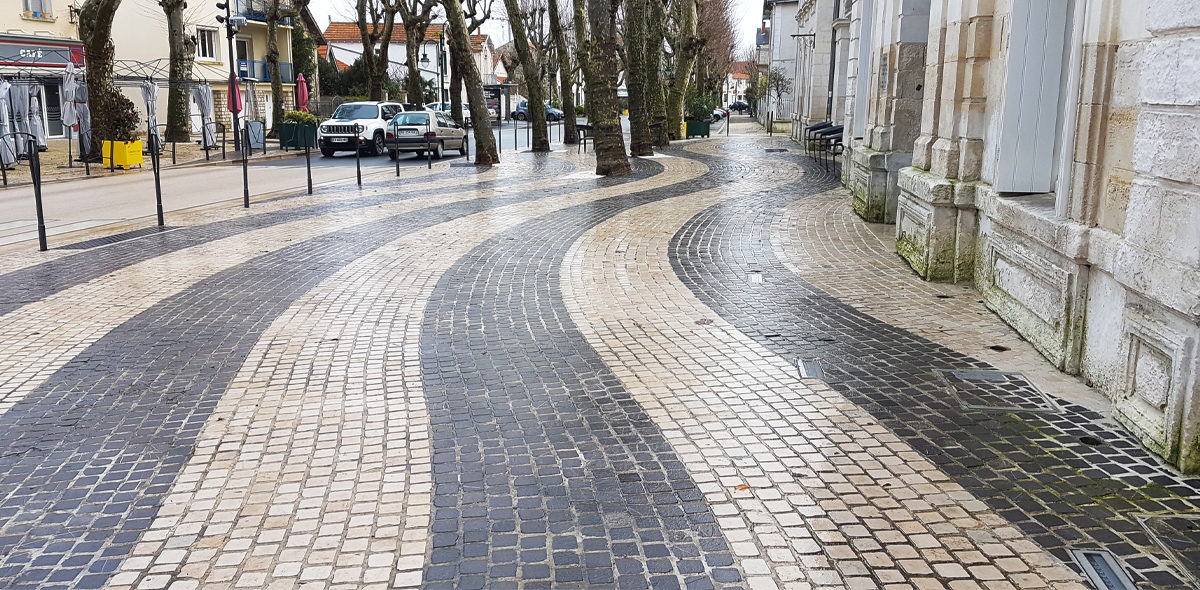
left=106, top=152, right=710, bottom=589
left=560, top=136, right=1085, bottom=588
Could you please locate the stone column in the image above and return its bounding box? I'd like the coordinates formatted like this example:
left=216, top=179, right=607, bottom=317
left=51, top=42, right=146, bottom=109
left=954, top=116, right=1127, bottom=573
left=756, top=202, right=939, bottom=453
left=895, top=0, right=992, bottom=281
left=847, top=0, right=930, bottom=223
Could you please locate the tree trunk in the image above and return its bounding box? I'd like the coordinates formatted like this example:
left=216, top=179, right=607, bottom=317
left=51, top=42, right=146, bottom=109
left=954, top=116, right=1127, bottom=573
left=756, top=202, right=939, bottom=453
left=623, top=0, right=651, bottom=156
left=645, top=0, right=668, bottom=147
left=266, top=7, right=284, bottom=135
left=374, top=17, right=397, bottom=100
left=666, top=0, right=698, bottom=139
left=161, top=0, right=193, bottom=143
left=356, top=0, right=380, bottom=100
left=548, top=0, right=577, bottom=144
left=501, top=0, right=549, bottom=151
left=80, top=0, right=139, bottom=157
left=402, top=22, right=428, bottom=104
left=442, top=0, right=499, bottom=164
left=572, top=0, right=595, bottom=123
left=584, top=0, right=631, bottom=175
left=449, top=55, right=464, bottom=126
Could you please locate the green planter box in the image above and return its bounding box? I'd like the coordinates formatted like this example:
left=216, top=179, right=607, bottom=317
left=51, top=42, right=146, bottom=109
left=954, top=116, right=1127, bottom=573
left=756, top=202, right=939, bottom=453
left=685, top=120, right=710, bottom=138
left=278, top=122, right=317, bottom=149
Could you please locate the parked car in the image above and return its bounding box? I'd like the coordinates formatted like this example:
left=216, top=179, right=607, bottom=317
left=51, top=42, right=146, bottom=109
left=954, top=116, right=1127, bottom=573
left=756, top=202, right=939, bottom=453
left=318, top=101, right=405, bottom=157
left=384, top=110, right=467, bottom=160
left=730, top=101, right=749, bottom=114
left=511, top=100, right=565, bottom=122
left=711, top=108, right=728, bottom=122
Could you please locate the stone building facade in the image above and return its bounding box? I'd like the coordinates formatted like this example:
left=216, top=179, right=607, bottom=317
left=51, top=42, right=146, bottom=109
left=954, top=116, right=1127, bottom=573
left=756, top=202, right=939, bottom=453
left=816, top=0, right=1200, bottom=474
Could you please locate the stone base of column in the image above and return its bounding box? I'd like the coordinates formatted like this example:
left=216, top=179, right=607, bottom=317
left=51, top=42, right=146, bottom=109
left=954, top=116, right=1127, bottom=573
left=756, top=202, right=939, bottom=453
left=848, top=146, right=912, bottom=224
left=895, top=167, right=976, bottom=283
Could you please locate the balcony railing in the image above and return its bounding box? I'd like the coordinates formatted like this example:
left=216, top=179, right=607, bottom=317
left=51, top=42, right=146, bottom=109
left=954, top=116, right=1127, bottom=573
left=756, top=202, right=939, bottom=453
left=236, top=0, right=293, bottom=23
left=237, top=60, right=295, bottom=83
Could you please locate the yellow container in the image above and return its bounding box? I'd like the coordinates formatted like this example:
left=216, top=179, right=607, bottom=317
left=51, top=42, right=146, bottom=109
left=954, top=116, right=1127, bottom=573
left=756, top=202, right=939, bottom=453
left=102, top=140, right=144, bottom=170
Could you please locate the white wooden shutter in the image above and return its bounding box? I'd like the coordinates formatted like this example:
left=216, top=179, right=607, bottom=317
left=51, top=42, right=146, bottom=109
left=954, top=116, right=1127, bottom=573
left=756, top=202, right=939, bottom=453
left=993, top=0, right=1070, bottom=193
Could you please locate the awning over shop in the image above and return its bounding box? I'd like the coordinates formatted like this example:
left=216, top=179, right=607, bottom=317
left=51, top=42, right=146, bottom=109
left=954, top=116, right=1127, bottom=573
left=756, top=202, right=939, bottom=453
left=0, top=33, right=85, bottom=74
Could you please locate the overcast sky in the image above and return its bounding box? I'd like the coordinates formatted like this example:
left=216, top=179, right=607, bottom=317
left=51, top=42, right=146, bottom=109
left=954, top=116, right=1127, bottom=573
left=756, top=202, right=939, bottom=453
left=305, top=0, right=762, bottom=53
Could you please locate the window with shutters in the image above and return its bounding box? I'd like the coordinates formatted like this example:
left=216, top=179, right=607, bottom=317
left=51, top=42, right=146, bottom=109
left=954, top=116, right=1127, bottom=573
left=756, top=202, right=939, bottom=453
left=990, top=0, right=1073, bottom=193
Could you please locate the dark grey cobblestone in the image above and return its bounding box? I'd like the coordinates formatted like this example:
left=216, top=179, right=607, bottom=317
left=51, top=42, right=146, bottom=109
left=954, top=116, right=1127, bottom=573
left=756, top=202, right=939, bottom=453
left=0, top=157, right=573, bottom=316
left=0, top=155, right=651, bottom=590
left=669, top=141, right=1200, bottom=588
left=420, top=154, right=765, bottom=589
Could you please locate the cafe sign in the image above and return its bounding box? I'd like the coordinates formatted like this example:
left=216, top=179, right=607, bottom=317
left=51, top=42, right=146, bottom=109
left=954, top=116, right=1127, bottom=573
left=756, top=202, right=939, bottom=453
left=0, top=35, right=85, bottom=69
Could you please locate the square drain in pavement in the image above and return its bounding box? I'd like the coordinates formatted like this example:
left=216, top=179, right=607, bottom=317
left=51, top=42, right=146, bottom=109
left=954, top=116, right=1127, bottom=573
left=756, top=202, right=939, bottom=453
left=934, top=369, right=1061, bottom=413
left=1069, top=550, right=1137, bottom=590
left=794, top=358, right=826, bottom=380
left=1139, top=514, right=1200, bottom=586
left=764, top=148, right=788, bottom=152
left=58, top=226, right=181, bottom=250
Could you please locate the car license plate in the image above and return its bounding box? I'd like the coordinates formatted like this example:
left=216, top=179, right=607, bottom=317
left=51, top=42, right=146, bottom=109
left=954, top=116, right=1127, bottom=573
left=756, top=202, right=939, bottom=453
left=331, top=137, right=348, bottom=143
left=401, top=129, right=418, bottom=136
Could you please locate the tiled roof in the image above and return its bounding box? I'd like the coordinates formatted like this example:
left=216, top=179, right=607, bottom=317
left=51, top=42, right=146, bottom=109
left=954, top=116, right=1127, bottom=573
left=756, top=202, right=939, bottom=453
left=322, top=22, right=489, bottom=52
left=317, top=45, right=329, bottom=59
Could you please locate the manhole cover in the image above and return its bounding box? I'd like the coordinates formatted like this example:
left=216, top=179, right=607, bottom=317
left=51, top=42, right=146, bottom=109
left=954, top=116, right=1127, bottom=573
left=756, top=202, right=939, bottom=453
left=1140, top=515, right=1200, bottom=585
left=58, top=226, right=181, bottom=249
left=934, top=369, right=1060, bottom=413
left=1070, top=550, right=1137, bottom=590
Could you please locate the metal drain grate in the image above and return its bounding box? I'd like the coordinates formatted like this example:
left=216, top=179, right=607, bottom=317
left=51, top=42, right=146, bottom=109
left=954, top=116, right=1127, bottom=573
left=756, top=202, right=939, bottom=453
left=934, top=369, right=1061, bottom=413
left=794, top=358, right=825, bottom=380
left=1070, top=550, right=1136, bottom=590
left=764, top=148, right=788, bottom=153
left=1139, top=514, right=1200, bottom=586
left=58, top=226, right=182, bottom=250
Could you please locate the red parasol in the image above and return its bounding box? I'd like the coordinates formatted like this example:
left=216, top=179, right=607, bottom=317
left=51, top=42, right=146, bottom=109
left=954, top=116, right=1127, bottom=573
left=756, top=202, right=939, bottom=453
left=227, top=73, right=242, bottom=114
left=296, top=73, right=309, bottom=113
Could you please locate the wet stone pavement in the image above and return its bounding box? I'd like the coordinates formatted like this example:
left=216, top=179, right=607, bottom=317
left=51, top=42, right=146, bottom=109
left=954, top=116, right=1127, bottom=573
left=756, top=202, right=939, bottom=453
left=0, top=122, right=1196, bottom=589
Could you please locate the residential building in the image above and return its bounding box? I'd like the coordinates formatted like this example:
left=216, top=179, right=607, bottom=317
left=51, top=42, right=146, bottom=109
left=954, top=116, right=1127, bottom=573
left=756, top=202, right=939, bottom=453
left=723, top=61, right=753, bottom=106
left=805, top=0, right=1200, bottom=473
left=2, top=0, right=320, bottom=136
left=756, top=0, right=799, bottom=122
left=321, top=22, right=495, bottom=104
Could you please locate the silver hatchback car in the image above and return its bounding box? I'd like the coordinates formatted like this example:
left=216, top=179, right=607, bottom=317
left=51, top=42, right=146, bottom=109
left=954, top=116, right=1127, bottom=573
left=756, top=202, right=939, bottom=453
left=383, top=111, right=467, bottom=160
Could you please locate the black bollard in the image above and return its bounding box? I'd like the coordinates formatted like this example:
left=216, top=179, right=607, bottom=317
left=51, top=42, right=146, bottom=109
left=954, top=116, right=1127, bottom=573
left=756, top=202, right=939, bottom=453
left=222, top=126, right=227, bottom=160
left=172, top=141, right=177, bottom=165
left=152, top=137, right=164, bottom=226
left=354, top=126, right=363, bottom=186
left=242, top=126, right=251, bottom=208
left=305, top=143, right=313, bottom=194
left=109, top=140, right=115, bottom=172
left=426, top=132, right=432, bottom=170
left=30, top=138, right=46, bottom=251
left=513, top=119, right=517, bottom=151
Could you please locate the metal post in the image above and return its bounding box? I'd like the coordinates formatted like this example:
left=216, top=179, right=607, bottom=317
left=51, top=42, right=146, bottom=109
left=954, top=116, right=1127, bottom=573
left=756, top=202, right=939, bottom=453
left=172, top=141, right=177, bottom=165
left=30, top=138, right=47, bottom=251
left=222, top=125, right=227, bottom=159
left=67, top=126, right=73, bottom=168
left=426, top=123, right=432, bottom=170
left=513, top=117, right=517, bottom=151
left=395, top=148, right=401, bottom=176
left=354, top=127, right=362, bottom=186
left=463, top=127, right=469, bottom=159
left=109, top=140, right=115, bottom=172
left=305, top=142, right=313, bottom=194
left=242, top=126, right=250, bottom=207
left=152, top=137, right=164, bottom=226
left=218, top=1, right=242, bottom=152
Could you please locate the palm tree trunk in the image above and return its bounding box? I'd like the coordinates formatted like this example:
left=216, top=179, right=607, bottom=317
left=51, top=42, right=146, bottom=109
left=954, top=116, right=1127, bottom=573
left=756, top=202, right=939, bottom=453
left=623, top=0, right=651, bottom=156
left=501, top=0, right=549, bottom=151
left=441, top=0, right=499, bottom=164
left=548, top=0, right=577, bottom=144
left=584, top=0, right=631, bottom=175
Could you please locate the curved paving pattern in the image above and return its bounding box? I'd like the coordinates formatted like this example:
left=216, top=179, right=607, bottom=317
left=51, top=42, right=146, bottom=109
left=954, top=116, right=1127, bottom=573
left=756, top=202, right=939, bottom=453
left=0, top=154, right=656, bottom=589
left=670, top=137, right=1200, bottom=588
left=0, top=123, right=1196, bottom=590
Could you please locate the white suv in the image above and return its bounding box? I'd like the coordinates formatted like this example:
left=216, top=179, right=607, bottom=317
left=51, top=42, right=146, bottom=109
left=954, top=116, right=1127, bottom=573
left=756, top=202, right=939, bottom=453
left=318, top=101, right=407, bottom=157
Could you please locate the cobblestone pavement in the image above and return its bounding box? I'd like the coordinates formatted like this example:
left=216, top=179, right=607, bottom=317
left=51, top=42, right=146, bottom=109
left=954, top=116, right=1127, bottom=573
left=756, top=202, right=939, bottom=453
left=0, top=122, right=1197, bottom=590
